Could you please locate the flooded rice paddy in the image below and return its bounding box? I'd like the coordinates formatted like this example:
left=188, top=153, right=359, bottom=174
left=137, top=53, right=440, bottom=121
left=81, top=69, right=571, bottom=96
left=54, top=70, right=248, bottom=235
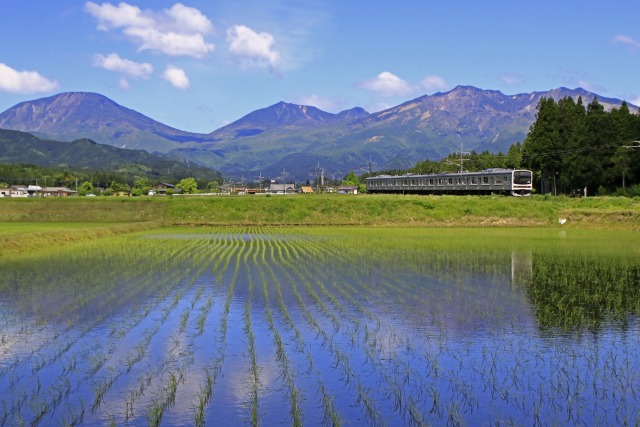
left=1, top=226, right=639, bottom=426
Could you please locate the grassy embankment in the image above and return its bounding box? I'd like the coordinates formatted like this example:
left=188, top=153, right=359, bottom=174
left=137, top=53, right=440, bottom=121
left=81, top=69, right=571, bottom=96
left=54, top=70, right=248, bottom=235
left=1, top=194, right=638, bottom=255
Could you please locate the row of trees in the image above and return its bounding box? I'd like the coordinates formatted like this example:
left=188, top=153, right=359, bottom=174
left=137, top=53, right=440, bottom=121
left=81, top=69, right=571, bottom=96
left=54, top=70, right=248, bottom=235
left=522, top=97, right=640, bottom=195
left=363, top=96, right=639, bottom=196
left=76, top=177, right=221, bottom=196
left=0, top=164, right=224, bottom=197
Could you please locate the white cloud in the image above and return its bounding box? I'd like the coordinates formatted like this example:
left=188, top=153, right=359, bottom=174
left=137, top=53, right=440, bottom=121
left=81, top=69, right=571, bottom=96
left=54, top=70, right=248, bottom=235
left=164, top=3, right=213, bottom=34
left=226, top=25, right=281, bottom=72
left=630, top=97, right=640, bottom=108
left=498, top=72, right=525, bottom=86
left=93, top=53, right=153, bottom=77
left=421, top=75, right=448, bottom=92
left=297, top=94, right=340, bottom=112
left=575, top=79, right=605, bottom=93
left=118, top=77, right=130, bottom=89
left=356, top=71, right=414, bottom=97
left=163, top=65, right=190, bottom=89
left=0, top=63, right=59, bottom=94
left=613, top=34, right=640, bottom=52
left=85, top=2, right=214, bottom=58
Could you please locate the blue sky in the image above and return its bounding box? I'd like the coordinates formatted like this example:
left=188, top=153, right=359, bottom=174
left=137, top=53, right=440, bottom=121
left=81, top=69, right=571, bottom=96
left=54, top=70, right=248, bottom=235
left=1, top=0, right=639, bottom=133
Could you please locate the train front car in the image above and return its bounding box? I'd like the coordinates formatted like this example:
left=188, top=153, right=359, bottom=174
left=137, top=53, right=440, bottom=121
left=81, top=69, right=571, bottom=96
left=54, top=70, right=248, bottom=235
left=511, top=170, right=533, bottom=196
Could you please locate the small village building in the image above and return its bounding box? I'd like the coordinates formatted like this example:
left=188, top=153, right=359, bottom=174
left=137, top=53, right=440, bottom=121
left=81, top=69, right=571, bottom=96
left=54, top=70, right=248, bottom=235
left=41, top=187, right=77, bottom=197
left=266, top=183, right=296, bottom=194
left=3, top=185, right=41, bottom=198
left=299, top=186, right=314, bottom=194
left=337, top=185, right=358, bottom=195
left=151, top=183, right=176, bottom=195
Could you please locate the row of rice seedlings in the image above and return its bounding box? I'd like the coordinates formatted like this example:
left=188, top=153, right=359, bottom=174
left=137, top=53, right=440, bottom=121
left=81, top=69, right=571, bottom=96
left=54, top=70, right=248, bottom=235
left=254, top=238, right=303, bottom=427
left=1, top=231, right=215, bottom=424
left=114, top=237, right=223, bottom=425
left=5, top=234, right=192, bottom=359
left=146, top=370, right=184, bottom=427
left=255, top=230, right=350, bottom=426
left=146, top=266, right=223, bottom=423
left=305, top=260, right=432, bottom=425
left=1, top=238, right=200, bottom=426
left=193, top=231, right=246, bottom=426
left=266, top=232, right=392, bottom=424
left=66, top=237, right=208, bottom=422
left=241, top=236, right=261, bottom=427
left=279, top=228, right=491, bottom=425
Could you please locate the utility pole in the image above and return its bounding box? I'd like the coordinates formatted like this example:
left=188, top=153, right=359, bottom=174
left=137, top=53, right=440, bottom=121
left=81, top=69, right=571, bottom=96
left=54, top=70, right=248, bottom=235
left=279, top=168, right=289, bottom=194
left=366, top=154, right=377, bottom=175
left=256, top=172, right=264, bottom=193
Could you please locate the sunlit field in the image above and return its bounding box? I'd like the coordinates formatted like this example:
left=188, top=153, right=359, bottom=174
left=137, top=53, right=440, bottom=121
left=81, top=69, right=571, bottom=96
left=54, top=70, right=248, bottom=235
left=1, top=226, right=639, bottom=426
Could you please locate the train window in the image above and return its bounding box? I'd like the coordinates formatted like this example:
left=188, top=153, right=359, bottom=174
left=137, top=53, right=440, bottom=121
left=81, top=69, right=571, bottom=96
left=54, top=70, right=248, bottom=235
left=495, top=176, right=503, bottom=184
left=447, top=178, right=453, bottom=185
left=482, top=176, right=489, bottom=184
left=411, top=179, right=416, bottom=186
left=514, top=171, right=532, bottom=185
left=438, top=178, right=443, bottom=185
left=395, top=180, right=400, bottom=186
left=471, top=177, right=476, bottom=184
left=429, top=179, right=434, bottom=186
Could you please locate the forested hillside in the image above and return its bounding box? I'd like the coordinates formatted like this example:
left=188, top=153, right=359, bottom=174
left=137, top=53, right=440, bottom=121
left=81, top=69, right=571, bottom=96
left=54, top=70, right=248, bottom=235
left=522, top=97, right=640, bottom=195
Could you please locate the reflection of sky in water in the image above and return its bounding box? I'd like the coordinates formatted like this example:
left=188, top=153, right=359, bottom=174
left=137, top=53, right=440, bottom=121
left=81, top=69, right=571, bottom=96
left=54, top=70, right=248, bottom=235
left=0, top=229, right=638, bottom=426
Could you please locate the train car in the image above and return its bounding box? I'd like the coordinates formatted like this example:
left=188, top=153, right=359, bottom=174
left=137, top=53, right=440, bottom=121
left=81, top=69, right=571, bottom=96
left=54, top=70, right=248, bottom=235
left=365, top=169, right=533, bottom=196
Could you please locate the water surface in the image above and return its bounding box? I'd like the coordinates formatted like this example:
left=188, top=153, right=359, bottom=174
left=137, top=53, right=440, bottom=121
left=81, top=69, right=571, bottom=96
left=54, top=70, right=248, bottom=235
left=1, top=227, right=638, bottom=426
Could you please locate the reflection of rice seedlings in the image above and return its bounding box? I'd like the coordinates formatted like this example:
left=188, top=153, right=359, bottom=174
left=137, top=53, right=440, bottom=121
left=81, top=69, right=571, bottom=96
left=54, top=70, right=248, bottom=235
left=447, top=402, right=462, bottom=426
left=258, top=258, right=303, bottom=427
left=147, top=400, right=163, bottom=427
left=194, top=393, right=206, bottom=427
left=28, top=398, right=48, bottom=426
left=179, top=308, right=190, bottom=333
left=429, top=386, right=442, bottom=417
left=194, top=367, right=217, bottom=426
left=147, top=369, right=183, bottom=426
left=61, top=399, right=85, bottom=427
left=407, top=396, right=426, bottom=427
left=91, top=370, right=116, bottom=413
left=1, top=401, right=8, bottom=426
left=318, top=380, right=342, bottom=427
left=355, top=384, right=383, bottom=427
left=244, top=271, right=259, bottom=427
left=194, top=295, right=214, bottom=337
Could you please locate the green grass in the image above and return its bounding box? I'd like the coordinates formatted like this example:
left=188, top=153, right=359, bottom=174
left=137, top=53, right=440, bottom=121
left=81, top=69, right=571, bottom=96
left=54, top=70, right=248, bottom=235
left=0, top=222, right=158, bottom=256
left=0, top=194, right=638, bottom=257
left=162, top=194, right=639, bottom=228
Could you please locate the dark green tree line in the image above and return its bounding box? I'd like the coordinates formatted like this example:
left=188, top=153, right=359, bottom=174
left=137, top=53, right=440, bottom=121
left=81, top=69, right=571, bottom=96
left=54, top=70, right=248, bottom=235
left=522, top=96, right=640, bottom=195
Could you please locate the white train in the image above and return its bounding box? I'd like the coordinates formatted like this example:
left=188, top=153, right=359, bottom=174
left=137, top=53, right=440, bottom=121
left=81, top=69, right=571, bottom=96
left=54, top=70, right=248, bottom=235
left=365, top=169, right=533, bottom=196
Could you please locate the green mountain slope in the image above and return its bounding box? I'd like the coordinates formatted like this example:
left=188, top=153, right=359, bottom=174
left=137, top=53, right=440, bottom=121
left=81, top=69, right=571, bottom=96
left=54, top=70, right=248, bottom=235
left=0, top=128, right=221, bottom=182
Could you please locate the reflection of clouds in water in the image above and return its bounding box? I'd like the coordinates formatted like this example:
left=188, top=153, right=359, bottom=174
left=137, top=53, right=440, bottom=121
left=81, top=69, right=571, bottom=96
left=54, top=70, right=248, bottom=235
left=0, top=321, right=57, bottom=368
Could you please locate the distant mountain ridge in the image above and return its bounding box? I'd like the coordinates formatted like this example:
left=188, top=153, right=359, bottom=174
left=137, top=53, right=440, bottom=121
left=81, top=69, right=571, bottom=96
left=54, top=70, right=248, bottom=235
left=0, top=86, right=635, bottom=180
left=0, top=128, right=221, bottom=182
left=0, top=92, right=216, bottom=152
left=209, top=101, right=369, bottom=140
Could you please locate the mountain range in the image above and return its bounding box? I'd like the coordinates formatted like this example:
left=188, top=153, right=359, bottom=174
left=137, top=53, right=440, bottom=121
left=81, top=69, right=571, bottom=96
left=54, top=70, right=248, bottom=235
left=0, top=128, right=221, bottom=184
left=0, top=86, right=635, bottom=181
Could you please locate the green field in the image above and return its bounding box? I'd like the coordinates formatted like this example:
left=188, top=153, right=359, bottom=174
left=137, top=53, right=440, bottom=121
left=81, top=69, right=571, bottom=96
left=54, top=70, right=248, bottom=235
left=1, top=194, right=638, bottom=256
